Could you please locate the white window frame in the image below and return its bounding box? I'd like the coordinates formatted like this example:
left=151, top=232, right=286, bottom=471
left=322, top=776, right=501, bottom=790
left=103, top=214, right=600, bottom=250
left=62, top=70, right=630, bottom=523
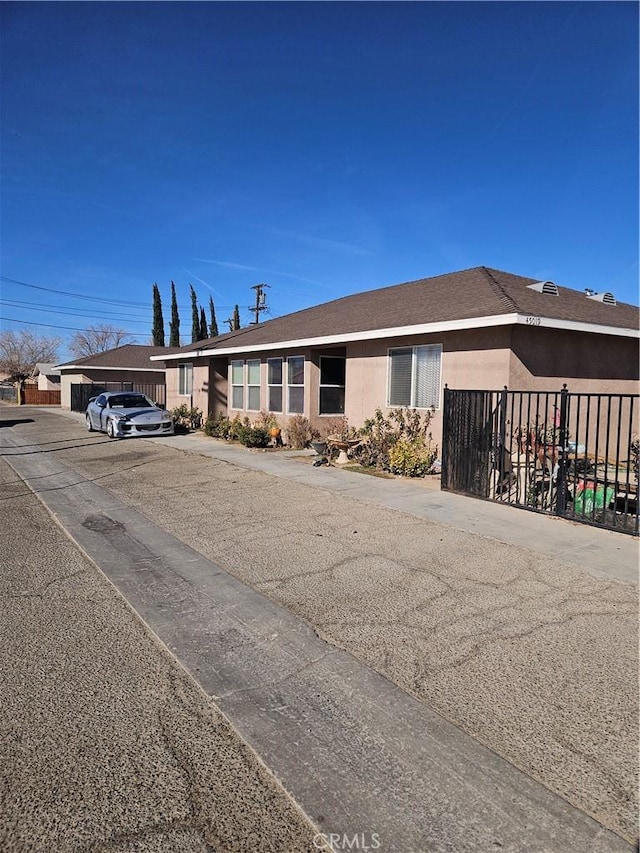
left=230, top=360, right=244, bottom=410
left=178, top=363, right=193, bottom=396
left=387, top=344, right=442, bottom=410
left=246, top=359, right=261, bottom=411
left=267, top=357, right=283, bottom=413
left=286, top=355, right=305, bottom=415
left=319, top=355, right=346, bottom=415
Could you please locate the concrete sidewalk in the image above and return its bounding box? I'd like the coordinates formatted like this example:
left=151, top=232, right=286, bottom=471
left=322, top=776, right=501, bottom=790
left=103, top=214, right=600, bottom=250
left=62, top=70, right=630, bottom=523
left=49, top=407, right=638, bottom=586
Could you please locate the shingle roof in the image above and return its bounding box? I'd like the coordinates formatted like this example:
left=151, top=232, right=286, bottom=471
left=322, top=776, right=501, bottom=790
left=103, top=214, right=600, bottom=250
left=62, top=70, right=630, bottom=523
left=33, top=363, right=61, bottom=376
left=168, top=266, right=638, bottom=356
left=56, top=344, right=175, bottom=370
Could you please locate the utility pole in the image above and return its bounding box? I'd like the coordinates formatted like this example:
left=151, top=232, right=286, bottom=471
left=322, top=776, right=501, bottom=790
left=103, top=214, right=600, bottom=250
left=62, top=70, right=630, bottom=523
left=224, top=304, right=241, bottom=332
left=249, top=283, right=269, bottom=324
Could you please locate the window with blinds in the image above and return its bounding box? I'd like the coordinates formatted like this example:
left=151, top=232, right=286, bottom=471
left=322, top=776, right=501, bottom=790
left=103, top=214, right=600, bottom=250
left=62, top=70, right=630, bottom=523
left=388, top=345, right=441, bottom=409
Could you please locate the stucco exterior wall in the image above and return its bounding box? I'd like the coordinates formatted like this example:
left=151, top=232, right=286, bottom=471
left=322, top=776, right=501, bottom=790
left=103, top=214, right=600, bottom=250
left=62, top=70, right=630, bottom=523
left=344, top=327, right=513, bottom=448
left=163, top=324, right=638, bottom=453
left=165, top=360, right=209, bottom=413
left=509, top=326, right=639, bottom=394
left=37, top=374, right=61, bottom=392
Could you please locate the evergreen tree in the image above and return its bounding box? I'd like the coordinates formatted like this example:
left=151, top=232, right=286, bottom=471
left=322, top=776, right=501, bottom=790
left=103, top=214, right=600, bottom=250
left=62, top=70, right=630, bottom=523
left=208, top=296, right=219, bottom=337
left=233, top=304, right=241, bottom=331
left=169, top=281, right=180, bottom=347
left=190, top=284, right=200, bottom=344
left=199, top=306, right=208, bottom=340
left=151, top=283, right=165, bottom=346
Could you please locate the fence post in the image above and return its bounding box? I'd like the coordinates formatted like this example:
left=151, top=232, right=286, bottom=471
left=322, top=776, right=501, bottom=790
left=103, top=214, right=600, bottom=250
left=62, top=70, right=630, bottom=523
left=441, top=385, right=449, bottom=490
left=556, top=384, right=569, bottom=515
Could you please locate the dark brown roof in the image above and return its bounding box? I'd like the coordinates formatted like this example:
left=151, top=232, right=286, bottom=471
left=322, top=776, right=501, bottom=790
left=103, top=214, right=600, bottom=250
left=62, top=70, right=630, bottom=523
left=167, top=266, right=640, bottom=356
left=57, top=344, right=173, bottom=370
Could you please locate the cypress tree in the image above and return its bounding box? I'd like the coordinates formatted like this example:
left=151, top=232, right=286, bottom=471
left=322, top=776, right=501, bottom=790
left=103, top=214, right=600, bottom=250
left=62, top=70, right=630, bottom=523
left=151, top=283, right=165, bottom=346
left=208, top=296, right=219, bottom=337
left=232, top=304, right=241, bottom=331
left=190, top=285, right=200, bottom=344
left=169, top=281, right=180, bottom=347
left=199, top=306, right=208, bottom=340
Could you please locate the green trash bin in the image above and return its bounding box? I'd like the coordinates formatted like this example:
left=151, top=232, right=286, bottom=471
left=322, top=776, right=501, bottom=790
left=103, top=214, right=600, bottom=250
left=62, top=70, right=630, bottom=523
left=573, top=481, right=615, bottom=515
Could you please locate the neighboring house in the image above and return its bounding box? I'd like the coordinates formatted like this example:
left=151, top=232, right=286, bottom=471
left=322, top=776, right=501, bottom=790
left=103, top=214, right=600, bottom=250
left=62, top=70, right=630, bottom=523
left=56, top=344, right=173, bottom=410
left=32, top=363, right=61, bottom=392
left=152, top=267, right=639, bottom=447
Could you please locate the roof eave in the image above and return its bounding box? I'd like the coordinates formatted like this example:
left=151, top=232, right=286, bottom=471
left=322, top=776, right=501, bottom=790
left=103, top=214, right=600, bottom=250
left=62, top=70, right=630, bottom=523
left=154, top=314, right=520, bottom=361
left=153, top=312, right=639, bottom=364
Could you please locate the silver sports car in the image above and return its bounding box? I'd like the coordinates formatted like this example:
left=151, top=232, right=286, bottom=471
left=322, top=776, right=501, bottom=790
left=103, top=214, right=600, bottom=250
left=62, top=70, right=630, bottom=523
left=86, top=391, right=174, bottom=439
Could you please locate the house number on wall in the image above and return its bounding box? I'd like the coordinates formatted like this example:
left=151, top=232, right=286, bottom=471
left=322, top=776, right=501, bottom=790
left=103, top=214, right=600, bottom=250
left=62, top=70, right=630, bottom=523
left=525, top=316, right=541, bottom=325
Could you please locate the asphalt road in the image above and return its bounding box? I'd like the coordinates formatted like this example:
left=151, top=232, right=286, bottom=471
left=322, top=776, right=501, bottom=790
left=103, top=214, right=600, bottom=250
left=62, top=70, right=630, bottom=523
left=0, top=452, right=320, bottom=851
left=1, top=406, right=638, bottom=851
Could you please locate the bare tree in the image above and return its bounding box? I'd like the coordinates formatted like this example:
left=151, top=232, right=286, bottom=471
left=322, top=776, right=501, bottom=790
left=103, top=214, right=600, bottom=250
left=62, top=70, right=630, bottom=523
left=68, top=325, right=133, bottom=358
left=0, top=329, right=61, bottom=401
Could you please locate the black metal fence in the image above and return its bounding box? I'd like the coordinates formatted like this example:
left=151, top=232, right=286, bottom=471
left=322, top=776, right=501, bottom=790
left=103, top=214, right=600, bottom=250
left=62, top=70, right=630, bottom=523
left=71, top=382, right=166, bottom=412
left=0, top=385, right=16, bottom=402
left=442, top=386, right=639, bottom=536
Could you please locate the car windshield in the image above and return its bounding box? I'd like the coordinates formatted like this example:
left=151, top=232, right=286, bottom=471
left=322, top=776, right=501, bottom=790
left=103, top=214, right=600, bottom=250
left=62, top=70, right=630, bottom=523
left=108, top=395, right=155, bottom=409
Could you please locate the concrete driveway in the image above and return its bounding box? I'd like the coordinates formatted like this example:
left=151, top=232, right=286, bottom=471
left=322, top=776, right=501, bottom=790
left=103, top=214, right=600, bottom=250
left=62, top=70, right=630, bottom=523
left=1, top=406, right=638, bottom=851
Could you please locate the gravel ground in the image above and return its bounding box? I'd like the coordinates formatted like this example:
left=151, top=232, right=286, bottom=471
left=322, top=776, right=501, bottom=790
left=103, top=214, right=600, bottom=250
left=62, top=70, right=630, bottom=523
left=0, top=453, right=321, bottom=853
left=4, top=407, right=639, bottom=844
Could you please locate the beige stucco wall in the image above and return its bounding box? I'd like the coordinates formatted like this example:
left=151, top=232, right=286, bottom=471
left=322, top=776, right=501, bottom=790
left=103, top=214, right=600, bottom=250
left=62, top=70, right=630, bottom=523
left=163, top=325, right=639, bottom=455
left=344, top=327, right=514, bottom=449
left=37, top=374, right=60, bottom=392
left=509, top=326, right=639, bottom=393
left=165, top=359, right=209, bottom=414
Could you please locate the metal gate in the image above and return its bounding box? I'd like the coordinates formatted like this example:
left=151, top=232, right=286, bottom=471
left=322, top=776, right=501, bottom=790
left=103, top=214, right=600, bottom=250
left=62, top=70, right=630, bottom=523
left=71, top=382, right=166, bottom=412
left=442, top=386, right=639, bottom=536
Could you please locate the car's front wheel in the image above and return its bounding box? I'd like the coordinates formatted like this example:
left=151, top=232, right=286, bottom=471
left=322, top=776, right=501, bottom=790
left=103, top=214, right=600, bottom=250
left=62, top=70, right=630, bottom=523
left=106, top=419, right=118, bottom=439
left=86, top=413, right=94, bottom=432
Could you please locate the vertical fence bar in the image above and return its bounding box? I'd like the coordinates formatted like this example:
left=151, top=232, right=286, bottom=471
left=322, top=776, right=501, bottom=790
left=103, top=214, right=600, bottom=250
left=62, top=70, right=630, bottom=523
left=556, top=385, right=569, bottom=516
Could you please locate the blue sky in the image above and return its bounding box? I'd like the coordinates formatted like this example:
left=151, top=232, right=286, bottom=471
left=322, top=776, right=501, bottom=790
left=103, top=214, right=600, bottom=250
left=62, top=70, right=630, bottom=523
left=1, top=1, right=638, bottom=359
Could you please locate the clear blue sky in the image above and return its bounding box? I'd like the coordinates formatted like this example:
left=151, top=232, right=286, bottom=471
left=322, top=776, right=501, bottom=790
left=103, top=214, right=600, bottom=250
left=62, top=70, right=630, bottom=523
left=1, top=1, right=638, bottom=359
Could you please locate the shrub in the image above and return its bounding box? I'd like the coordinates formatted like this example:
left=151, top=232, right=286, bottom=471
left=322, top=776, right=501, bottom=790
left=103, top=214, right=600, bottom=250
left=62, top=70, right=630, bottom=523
left=204, top=412, right=231, bottom=438
left=286, top=415, right=316, bottom=449
left=353, top=407, right=437, bottom=475
left=388, top=438, right=437, bottom=477
left=171, top=404, right=203, bottom=432
left=228, top=415, right=251, bottom=443
left=241, top=425, right=270, bottom=448
left=320, top=416, right=358, bottom=442
left=256, top=410, right=280, bottom=430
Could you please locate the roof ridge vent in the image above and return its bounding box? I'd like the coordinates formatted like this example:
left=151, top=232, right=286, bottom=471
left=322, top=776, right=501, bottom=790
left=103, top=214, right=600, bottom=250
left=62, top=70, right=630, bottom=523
left=527, top=280, right=558, bottom=296
left=586, top=291, right=616, bottom=306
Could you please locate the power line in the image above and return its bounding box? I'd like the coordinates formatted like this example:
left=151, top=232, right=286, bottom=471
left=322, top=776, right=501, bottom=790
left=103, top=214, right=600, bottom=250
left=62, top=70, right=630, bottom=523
left=0, top=316, right=142, bottom=335
left=1, top=275, right=150, bottom=308
left=1, top=299, right=152, bottom=324
left=1, top=275, right=236, bottom=314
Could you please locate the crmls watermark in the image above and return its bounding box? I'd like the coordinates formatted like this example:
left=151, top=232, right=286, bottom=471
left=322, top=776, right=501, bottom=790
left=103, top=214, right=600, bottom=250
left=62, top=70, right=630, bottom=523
left=313, top=832, right=382, bottom=851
